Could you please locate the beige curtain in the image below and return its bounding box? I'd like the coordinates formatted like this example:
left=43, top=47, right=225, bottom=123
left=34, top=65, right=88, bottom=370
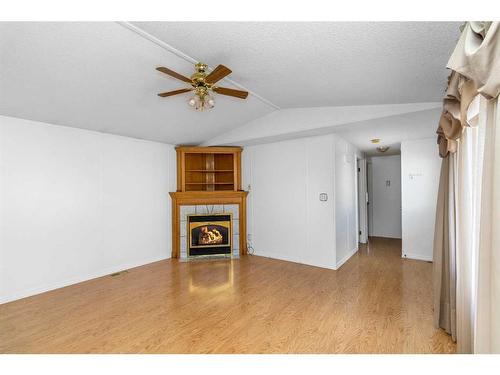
left=448, top=22, right=500, bottom=100
left=474, top=96, right=500, bottom=353
left=433, top=123, right=484, bottom=352
left=455, top=122, right=483, bottom=353
left=433, top=154, right=457, bottom=341
left=433, top=21, right=500, bottom=353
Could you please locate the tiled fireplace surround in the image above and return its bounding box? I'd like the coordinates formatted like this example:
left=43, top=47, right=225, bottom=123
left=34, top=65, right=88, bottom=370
left=179, top=204, right=240, bottom=260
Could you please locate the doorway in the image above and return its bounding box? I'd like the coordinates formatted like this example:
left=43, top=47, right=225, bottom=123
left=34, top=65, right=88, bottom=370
left=367, top=155, right=402, bottom=239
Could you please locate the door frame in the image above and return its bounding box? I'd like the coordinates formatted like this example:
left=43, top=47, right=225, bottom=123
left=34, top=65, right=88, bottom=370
left=357, top=158, right=368, bottom=244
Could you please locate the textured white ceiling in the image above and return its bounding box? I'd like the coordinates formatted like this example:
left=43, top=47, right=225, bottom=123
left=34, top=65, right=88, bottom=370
left=0, top=22, right=274, bottom=144
left=334, top=108, right=441, bottom=156
left=0, top=22, right=458, bottom=146
left=203, top=102, right=441, bottom=147
left=133, top=22, right=460, bottom=108
left=203, top=104, right=441, bottom=155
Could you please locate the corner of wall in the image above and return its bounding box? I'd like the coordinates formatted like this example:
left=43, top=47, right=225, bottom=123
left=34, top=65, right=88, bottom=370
left=335, top=246, right=358, bottom=270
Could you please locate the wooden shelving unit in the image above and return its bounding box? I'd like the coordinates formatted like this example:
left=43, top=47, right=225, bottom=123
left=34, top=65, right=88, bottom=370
left=176, top=146, right=242, bottom=192
left=170, top=146, right=248, bottom=258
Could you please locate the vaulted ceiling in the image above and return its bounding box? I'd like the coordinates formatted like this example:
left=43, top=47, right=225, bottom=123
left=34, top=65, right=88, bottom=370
left=0, top=22, right=460, bottom=150
left=134, top=22, right=459, bottom=108
left=0, top=22, right=274, bottom=145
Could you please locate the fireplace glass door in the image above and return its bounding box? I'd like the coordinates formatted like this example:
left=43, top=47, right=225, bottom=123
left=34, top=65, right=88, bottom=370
left=187, top=214, right=232, bottom=256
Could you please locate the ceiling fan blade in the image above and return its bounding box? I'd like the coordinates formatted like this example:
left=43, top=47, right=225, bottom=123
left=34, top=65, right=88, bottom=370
left=157, top=88, right=193, bottom=97
left=213, top=86, right=249, bottom=99
left=156, top=67, right=192, bottom=83
left=205, top=65, right=232, bottom=84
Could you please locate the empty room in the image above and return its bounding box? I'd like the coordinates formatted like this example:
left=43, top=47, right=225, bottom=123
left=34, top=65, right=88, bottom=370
left=1, top=2, right=500, bottom=370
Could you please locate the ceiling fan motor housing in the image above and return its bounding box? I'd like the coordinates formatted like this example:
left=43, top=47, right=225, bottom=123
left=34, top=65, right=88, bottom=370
left=191, top=65, right=209, bottom=87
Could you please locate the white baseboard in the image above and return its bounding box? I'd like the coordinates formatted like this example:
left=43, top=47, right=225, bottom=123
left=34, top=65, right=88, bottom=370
left=370, top=235, right=402, bottom=239
left=335, top=247, right=358, bottom=270
left=402, top=252, right=433, bottom=262
left=252, top=251, right=336, bottom=270
left=0, top=254, right=169, bottom=305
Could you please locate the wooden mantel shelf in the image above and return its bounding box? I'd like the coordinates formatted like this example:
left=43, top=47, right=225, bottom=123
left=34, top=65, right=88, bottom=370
left=169, top=191, right=248, bottom=202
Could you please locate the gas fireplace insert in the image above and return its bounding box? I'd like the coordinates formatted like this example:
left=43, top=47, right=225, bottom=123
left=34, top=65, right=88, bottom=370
left=187, top=213, right=232, bottom=256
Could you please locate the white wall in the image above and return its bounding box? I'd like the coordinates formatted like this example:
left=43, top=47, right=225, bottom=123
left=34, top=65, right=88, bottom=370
left=335, top=138, right=359, bottom=267
left=368, top=155, right=402, bottom=238
left=0, top=116, right=176, bottom=303
left=243, top=134, right=359, bottom=270
left=401, top=138, right=441, bottom=261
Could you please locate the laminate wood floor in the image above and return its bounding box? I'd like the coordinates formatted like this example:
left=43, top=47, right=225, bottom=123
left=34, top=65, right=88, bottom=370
left=0, top=237, right=455, bottom=353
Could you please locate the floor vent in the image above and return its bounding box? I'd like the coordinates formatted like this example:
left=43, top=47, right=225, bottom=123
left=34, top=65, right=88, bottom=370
left=109, top=270, right=129, bottom=277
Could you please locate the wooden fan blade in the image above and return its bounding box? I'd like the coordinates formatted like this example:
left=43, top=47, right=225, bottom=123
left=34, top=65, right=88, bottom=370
left=157, top=88, right=193, bottom=97
left=213, top=86, right=249, bottom=99
left=205, top=65, right=232, bottom=84
left=156, top=67, right=192, bottom=83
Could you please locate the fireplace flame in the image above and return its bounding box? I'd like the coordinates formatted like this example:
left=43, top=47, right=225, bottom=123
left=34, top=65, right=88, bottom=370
left=199, top=226, right=224, bottom=245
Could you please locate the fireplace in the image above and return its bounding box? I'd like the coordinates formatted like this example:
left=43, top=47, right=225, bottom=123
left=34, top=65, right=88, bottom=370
left=187, top=214, right=232, bottom=257
left=169, top=146, right=248, bottom=259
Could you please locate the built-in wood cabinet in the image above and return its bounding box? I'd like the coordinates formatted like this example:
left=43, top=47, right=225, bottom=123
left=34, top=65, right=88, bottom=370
left=170, top=146, right=247, bottom=258
left=176, top=146, right=242, bottom=192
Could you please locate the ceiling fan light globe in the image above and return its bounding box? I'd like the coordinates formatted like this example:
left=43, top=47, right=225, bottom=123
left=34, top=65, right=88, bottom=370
left=188, top=97, right=197, bottom=107
left=194, top=99, right=204, bottom=111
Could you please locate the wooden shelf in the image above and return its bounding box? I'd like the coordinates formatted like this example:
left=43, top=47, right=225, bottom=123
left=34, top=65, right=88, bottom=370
left=185, top=182, right=234, bottom=185
left=176, top=146, right=242, bottom=192
left=186, top=170, right=234, bottom=173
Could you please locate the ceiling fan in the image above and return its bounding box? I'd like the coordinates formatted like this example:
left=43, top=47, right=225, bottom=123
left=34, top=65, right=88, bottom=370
left=156, top=63, right=249, bottom=111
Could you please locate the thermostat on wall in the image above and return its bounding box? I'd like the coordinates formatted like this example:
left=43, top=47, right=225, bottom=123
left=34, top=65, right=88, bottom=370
left=319, top=193, right=328, bottom=201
